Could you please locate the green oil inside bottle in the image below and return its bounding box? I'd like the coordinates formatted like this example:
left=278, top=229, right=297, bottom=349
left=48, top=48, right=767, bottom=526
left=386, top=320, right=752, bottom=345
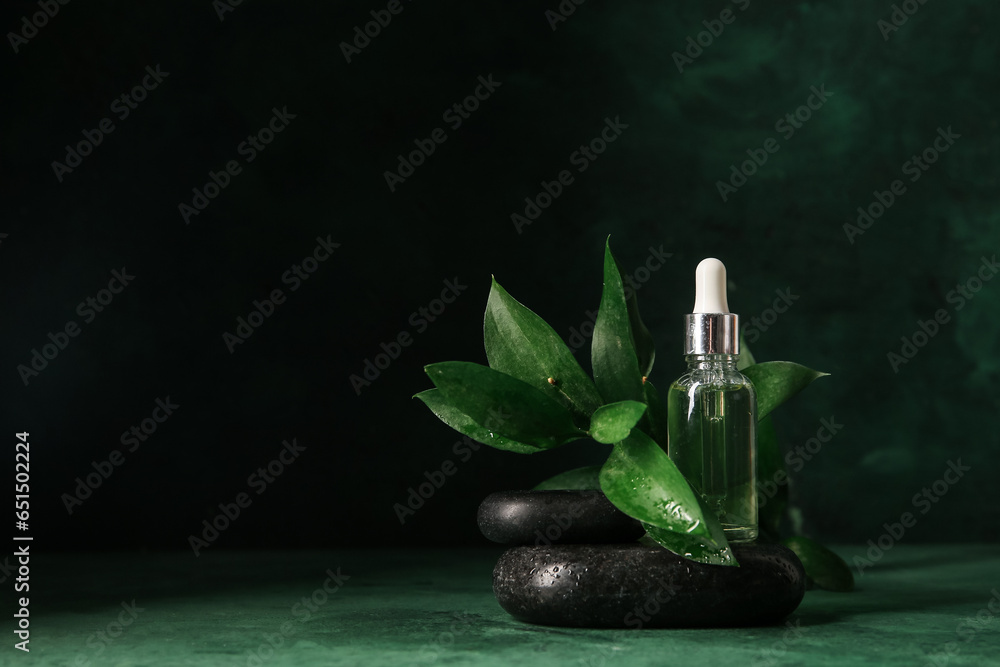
left=667, top=362, right=758, bottom=543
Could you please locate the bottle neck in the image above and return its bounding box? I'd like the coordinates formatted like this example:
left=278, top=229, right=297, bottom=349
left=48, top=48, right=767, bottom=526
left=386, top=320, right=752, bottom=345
left=685, top=353, right=739, bottom=370
left=684, top=312, right=739, bottom=355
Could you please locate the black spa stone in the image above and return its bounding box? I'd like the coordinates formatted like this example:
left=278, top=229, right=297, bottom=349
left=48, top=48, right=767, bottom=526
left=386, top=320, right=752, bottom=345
left=477, top=490, right=645, bottom=546
left=493, top=542, right=806, bottom=628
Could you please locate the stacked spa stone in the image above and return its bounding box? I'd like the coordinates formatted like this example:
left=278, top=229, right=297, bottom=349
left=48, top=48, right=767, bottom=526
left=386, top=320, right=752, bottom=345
left=478, top=490, right=807, bottom=628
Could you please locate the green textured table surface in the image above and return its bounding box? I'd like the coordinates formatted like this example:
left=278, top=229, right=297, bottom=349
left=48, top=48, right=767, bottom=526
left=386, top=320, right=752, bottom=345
left=8, top=545, right=999, bottom=666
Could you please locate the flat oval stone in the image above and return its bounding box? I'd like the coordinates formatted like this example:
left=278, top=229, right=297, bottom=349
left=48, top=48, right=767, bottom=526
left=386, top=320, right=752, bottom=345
left=493, top=542, right=806, bottom=628
left=477, top=490, right=645, bottom=546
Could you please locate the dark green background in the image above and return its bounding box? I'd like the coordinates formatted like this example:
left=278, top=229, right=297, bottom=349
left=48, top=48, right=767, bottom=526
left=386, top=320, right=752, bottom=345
left=2, top=0, right=997, bottom=553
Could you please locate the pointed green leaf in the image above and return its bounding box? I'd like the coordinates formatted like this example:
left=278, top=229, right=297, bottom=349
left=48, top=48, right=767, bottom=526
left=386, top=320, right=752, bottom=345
left=414, top=389, right=538, bottom=454
left=615, top=254, right=656, bottom=377
left=534, top=465, right=602, bottom=490
left=741, top=361, right=829, bottom=421
left=643, top=493, right=739, bottom=567
left=598, top=429, right=711, bottom=539
left=589, top=400, right=648, bottom=444
left=424, top=362, right=585, bottom=449
left=629, top=305, right=656, bottom=378
left=782, top=536, right=854, bottom=592
left=756, top=414, right=786, bottom=537
left=643, top=380, right=667, bottom=449
left=484, top=278, right=602, bottom=427
left=592, top=239, right=644, bottom=404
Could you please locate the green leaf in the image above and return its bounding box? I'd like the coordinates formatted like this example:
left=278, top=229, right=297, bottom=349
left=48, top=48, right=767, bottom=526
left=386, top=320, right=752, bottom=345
left=642, top=380, right=667, bottom=449
left=592, top=238, right=644, bottom=405
left=414, top=389, right=538, bottom=454
left=741, top=361, right=829, bottom=421
left=782, top=536, right=855, bottom=592
left=424, top=362, right=586, bottom=450
left=598, top=429, right=712, bottom=540
left=589, top=400, right=648, bottom=444
left=643, top=493, right=739, bottom=566
left=615, top=254, right=656, bottom=377
left=756, top=414, right=787, bottom=537
left=737, top=332, right=756, bottom=371
left=484, top=278, right=603, bottom=426
left=534, top=465, right=602, bottom=490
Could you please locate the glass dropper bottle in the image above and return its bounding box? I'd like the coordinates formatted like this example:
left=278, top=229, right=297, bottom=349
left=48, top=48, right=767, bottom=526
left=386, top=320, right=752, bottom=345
left=666, top=258, right=758, bottom=542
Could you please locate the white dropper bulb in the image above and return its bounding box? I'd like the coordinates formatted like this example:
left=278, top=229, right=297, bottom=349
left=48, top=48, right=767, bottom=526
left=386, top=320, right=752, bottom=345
left=692, top=258, right=730, bottom=314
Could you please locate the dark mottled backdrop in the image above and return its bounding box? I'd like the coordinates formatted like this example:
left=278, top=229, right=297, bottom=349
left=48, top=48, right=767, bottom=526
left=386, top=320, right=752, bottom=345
left=2, top=0, right=997, bottom=556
